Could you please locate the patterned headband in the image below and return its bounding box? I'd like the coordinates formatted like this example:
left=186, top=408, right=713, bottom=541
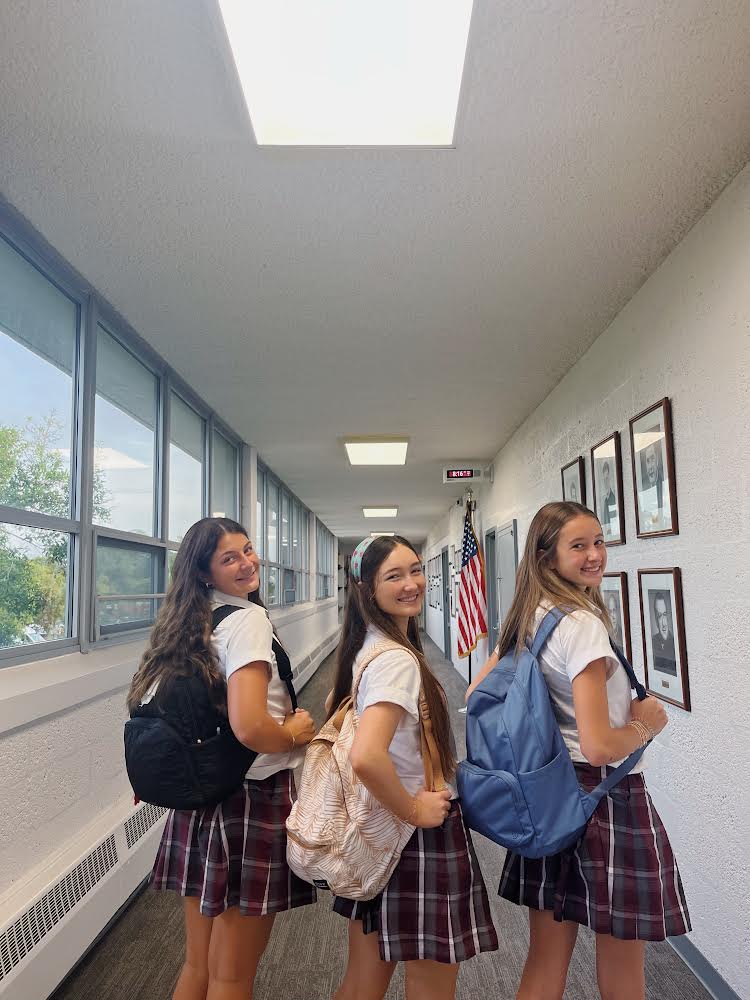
left=349, top=536, right=376, bottom=581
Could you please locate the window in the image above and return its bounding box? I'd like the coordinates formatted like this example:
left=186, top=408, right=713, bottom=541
left=257, top=463, right=311, bottom=608
left=0, top=209, right=256, bottom=661
left=169, top=393, right=205, bottom=543
left=0, top=233, right=78, bottom=652
left=94, top=326, right=158, bottom=536
left=211, top=430, right=238, bottom=520
left=316, top=521, right=335, bottom=600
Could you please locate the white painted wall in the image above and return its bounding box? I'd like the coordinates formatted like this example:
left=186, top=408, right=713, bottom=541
left=424, top=164, right=750, bottom=995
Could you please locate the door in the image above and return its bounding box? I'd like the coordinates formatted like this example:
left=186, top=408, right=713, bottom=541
left=441, top=547, right=451, bottom=658
left=495, top=520, right=519, bottom=634
left=484, top=528, right=498, bottom=651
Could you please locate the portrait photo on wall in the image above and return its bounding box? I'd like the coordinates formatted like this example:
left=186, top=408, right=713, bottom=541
left=638, top=568, right=690, bottom=711
left=629, top=397, right=679, bottom=538
left=601, top=571, right=631, bottom=661
left=591, top=431, right=625, bottom=545
left=561, top=456, right=586, bottom=505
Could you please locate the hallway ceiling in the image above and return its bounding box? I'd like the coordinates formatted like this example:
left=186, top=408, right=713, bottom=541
left=2, top=1, right=749, bottom=543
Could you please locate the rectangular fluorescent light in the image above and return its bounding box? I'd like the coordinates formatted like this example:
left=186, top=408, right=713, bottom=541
left=217, top=1, right=473, bottom=146
left=363, top=507, right=398, bottom=518
left=371, top=531, right=395, bottom=537
left=345, top=440, right=408, bottom=466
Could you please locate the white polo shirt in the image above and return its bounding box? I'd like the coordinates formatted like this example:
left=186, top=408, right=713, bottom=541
left=210, top=590, right=304, bottom=779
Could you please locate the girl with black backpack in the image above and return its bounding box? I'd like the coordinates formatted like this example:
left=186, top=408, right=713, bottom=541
left=328, top=535, right=498, bottom=1000
left=467, top=502, right=690, bottom=1000
left=127, top=517, right=316, bottom=1000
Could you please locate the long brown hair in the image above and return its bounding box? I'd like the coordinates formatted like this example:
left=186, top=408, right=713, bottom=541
left=327, top=535, right=455, bottom=781
left=496, top=501, right=612, bottom=660
left=126, top=517, right=264, bottom=713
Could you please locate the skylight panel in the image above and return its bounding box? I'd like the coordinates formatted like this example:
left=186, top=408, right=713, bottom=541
left=217, top=1, right=473, bottom=146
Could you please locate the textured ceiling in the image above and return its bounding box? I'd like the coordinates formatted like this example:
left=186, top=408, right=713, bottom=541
left=1, top=0, right=749, bottom=542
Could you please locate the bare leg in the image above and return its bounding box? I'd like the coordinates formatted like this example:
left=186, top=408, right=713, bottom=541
left=595, top=934, right=645, bottom=1000
left=333, top=920, right=397, bottom=1000
left=173, top=897, right=212, bottom=1000
left=516, top=909, right=579, bottom=1000
left=405, top=960, right=459, bottom=1000
left=206, top=908, right=276, bottom=1000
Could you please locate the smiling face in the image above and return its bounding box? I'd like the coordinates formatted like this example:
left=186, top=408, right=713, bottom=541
left=550, top=514, right=607, bottom=590
left=372, top=543, right=425, bottom=632
left=655, top=596, right=670, bottom=640
left=646, top=443, right=658, bottom=485
left=206, top=532, right=260, bottom=598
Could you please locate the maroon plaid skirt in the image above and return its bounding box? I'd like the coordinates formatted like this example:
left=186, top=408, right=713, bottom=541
left=333, top=801, right=499, bottom=963
left=152, top=769, right=317, bottom=917
left=499, top=764, right=691, bottom=941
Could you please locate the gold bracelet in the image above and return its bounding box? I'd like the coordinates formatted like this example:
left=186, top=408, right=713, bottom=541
left=289, top=730, right=297, bottom=750
left=628, top=720, right=651, bottom=747
left=404, top=796, right=419, bottom=825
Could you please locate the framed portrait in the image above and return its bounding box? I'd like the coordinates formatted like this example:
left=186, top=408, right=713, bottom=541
left=591, top=431, right=625, bottom=545
left=561, top=456, right=586, bottom=505
left=638, top=568, right=690, bottom=711
left=601, top=572, right=631, bottom=661
left=629, top=398, right=678, bottom=538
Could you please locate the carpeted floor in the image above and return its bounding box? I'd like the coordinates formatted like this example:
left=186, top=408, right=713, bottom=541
left=52, top=635, right=708, bottom=1000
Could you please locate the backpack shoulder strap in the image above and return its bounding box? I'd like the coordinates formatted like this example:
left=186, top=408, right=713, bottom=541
left=351, top=642, right=445, bottom=792
left=530, top=607, right=566, bottom=658
left=212, top=604, right=298, bottom=710
left=609, top=639, right=648, bottom=701
left=212, top=604, right=242, bottom=630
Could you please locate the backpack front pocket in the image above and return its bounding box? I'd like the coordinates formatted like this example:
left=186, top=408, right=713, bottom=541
left=456, top=760, right=533, bottom=849
left=517, top=751, right=588, bottom=857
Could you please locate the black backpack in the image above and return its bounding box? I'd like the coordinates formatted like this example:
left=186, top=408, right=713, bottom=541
left=124, top=605, right=298, bottom=810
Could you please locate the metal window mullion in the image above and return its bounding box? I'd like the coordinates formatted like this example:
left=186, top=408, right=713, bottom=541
left=161, top=374, right=171, bottom=545
left=75, top=294, right=97, bottom=651
left=0, top=505, right=78, bottom=534
left=95, top=527, right=166, bottom=549
left=207, top=414, right=214, bottom=518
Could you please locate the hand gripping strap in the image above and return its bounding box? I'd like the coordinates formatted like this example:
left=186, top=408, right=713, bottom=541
left=351, top=642, right=445, bottom=792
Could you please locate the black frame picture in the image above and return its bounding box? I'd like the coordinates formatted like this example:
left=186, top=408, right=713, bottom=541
left=591, top=431, right=625, bottom=546
left=638, top=567, right=690, bottom=711
left=601, top=571, right=631, bottom=662
left=561, top=456, right=586, bottom=505
left=629, top=397, right=679, bottom=538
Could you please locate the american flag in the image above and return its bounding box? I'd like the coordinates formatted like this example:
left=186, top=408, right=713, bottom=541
left=457, top=505, right=488, bottom=658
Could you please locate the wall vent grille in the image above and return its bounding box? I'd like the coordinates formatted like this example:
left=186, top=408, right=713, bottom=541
left=124, top=803, right=167, bottom=850
left=0, top=835, right=118, bottom=981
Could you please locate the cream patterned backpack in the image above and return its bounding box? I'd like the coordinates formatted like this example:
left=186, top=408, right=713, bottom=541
left=286, top=642, right=445, bottom=901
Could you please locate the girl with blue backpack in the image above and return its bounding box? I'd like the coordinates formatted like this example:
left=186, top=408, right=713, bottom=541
left=127, top=517, right=316, bottom=1000
left=329, top=535, right=498, bottom=1000
left=467, top=501, right=690, bottom=1000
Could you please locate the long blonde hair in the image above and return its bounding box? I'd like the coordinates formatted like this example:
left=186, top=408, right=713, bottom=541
left=496, top=501, right=612, bottom=659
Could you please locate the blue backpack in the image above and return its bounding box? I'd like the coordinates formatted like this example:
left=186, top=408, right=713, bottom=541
left=456, top=608, right=647, bottom=858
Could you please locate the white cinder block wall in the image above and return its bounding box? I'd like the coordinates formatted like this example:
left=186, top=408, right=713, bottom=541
left=425, top=164, right=750, bottom=996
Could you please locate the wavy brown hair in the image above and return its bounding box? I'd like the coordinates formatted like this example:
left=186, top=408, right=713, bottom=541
left=126, top=517, right=265, bottom=714
left=496, top=501, right=612, bottom=660
left=327, top=534, right=455, bottom=781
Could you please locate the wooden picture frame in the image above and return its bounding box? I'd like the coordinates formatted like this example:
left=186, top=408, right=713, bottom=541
left=601, top=571, right=631, bottom=662
left=591, top=431, right=625, bottom=545
left=638, top=567, right=690, bottom=711
left=629, top=397, right=679, bottom=538
left=561, top=456, right=586, bottom=505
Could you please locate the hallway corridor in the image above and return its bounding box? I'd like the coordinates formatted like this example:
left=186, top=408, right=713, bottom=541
left=51, top=637, right=711, bottom=1000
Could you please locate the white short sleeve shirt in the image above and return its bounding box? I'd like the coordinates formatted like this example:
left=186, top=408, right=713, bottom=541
left=533, top=603, right=645, bottom=771
left=211, top=590, right=304, bottom=779
left=354, top=627, right=456, bottom=798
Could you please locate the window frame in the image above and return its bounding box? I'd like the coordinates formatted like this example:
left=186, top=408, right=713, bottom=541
left=256, top=461, right=312, bottom=608
left=0, top=201, right=249, bottom=665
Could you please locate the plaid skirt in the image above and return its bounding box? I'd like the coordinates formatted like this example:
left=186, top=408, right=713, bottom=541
left=151, top=769, right=317, bottom=917
left=499, top=764, right=691, bottom=941
left=333, top=801, right=499, bottom=963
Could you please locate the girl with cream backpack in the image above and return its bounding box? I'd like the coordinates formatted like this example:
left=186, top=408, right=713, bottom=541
left=287, top=535, right=498, bottom=1000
